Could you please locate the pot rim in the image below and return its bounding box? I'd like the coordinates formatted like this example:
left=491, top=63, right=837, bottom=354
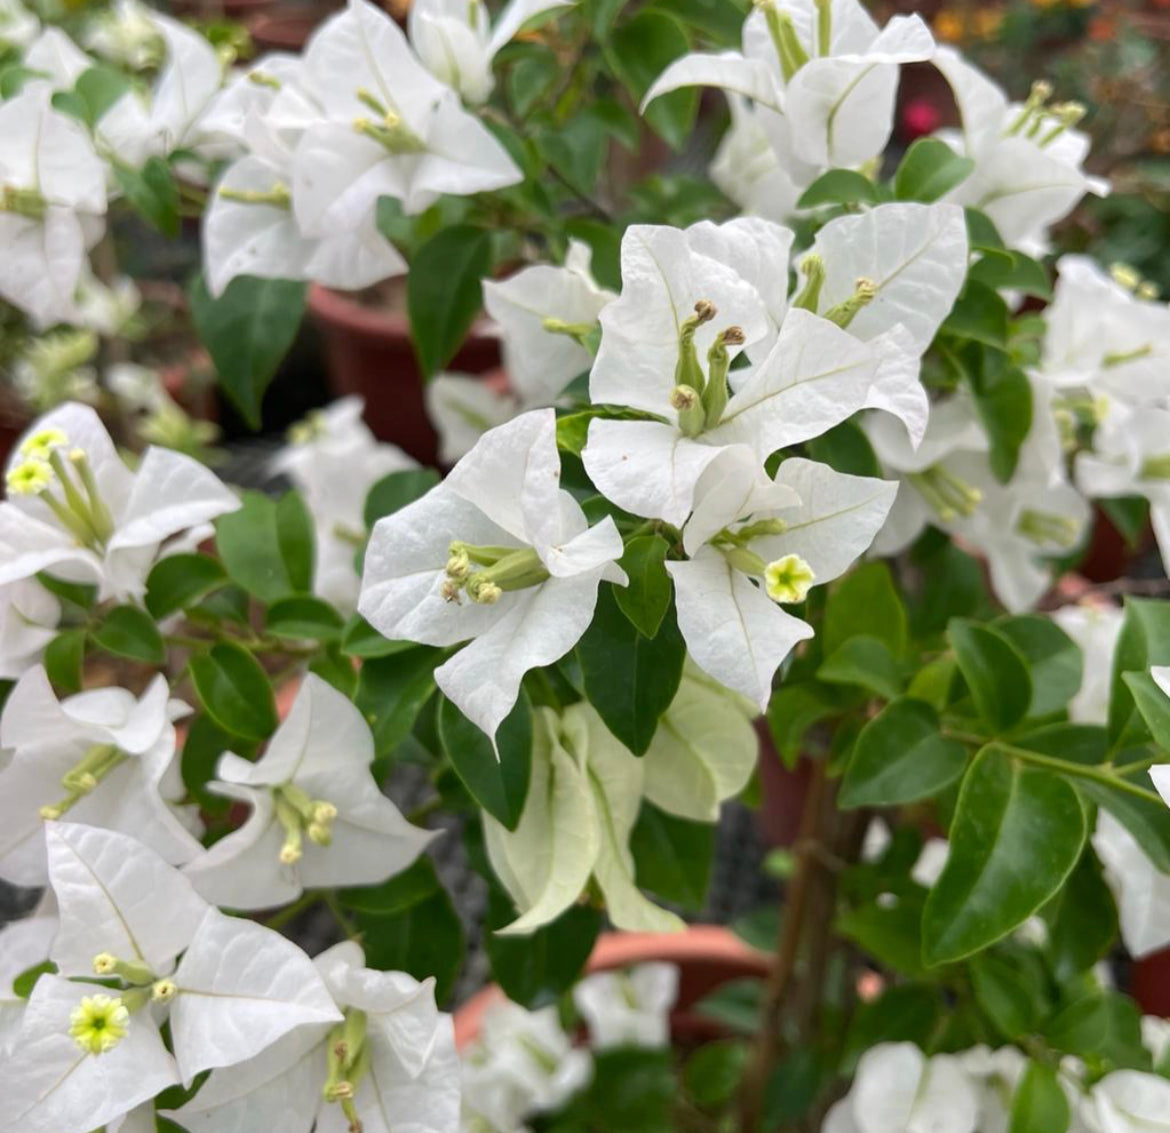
left=452, top=925, right=768, bottom=1050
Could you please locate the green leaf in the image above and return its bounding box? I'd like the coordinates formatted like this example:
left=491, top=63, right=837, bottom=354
left=943, top=281, right=1009, bottom=348
left=614, top=534, right=672, bottom=639
left=970, top=251, right=1053, bottom=299
left=73, top=65, right=132, bottom=125
left=189, top=273, right=307, bottom=430
left=909, top=537, right=988, bottom=638
left=363, top=468, right=441, bottom=529
left=180, top=714, right=242, bottom=817
left=842, top=985, right=942, bottom=1075
left=684, top=1040, right=749, bottom=1109
left=309, top=645, right=358, bottom=697
left=649, top=0, right=748, bottom=44
left=114, top=157, right=179, bottom=237
left=407, top=225, right=492, bottom=378
left=818, top=636, right=903, bottom=700
left=357, top=867, right=464, bottom=1005
left=483, top=888, right=601, bottom=1010
left=438, top=693, right=532, bottom=831
left=607, top=10, right=697, bottom=149
left=823, top=562, right=906, bottom=658
left=693, top=979, right=763, bottom=1035
left=44, top=628, right=86, bottom=694
left=965, top=208, right=1006, bottom=253
left=91, top=605, right=165, bottom=664
left=355, top=647, right=444, bottom=757
left=145, top=554, right=227, bottom=620
left=1044, top=850, right=1118, bottom=980
left=577, top=585, right=687, bottom=755
left=339, top=615, right=414, bottom=659
left=1045, top=991, right=1149, bottom=1070
left=806, top=418, right=883, bottom=478
left=1014, top=722, right=1108, bottom=766
left=189, top=643, right=278, bottom=741
left=970, top=950, right=1041, bottom=1040
left=629, top=802, right=714, bottom=910
left=840, top=698, right=968, bottom=808
left=537, top=108, right=609, bottom=196
left=837, top=895, right=929, bottom=977
left=994, top=615, right=1082, bottom=719
left=12, top=960, right=56, bottom=999
left=922, top=745, right=1087, bottom=965
left=1009, top=1062, right=1070, bottom=1133
left=340, top=855, right=441, bottom=914
left=2, top=64, right=49, bottom=98
left=796, top=169, right=880, bottom=209
left=949, top=619, right=1033, bottom=732
left=36, top=573, right=97, bottom=612
left=215, top=490, right=315, bottom=603
left=1123, top=670, right=1170, bottom=750
left=506, top=46, right=559, bottom=116
left=766, top=681, right=842, bottom=769
left=265, top=595, right=344, bottom=642
left=966, top=347, right=1033, bottom=482
left=894, top=138, right=975, bottom=202
left=562, top=1048, right=675, bottom=1132
left=1109, top=598, right=1170, bottom=746
left=1079, top=773, right=1170, bottom=873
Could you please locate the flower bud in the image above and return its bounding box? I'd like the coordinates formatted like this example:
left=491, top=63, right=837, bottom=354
left=92, top=952, right=117, bottom=975
left=150, top=979, right=177, bottom=1004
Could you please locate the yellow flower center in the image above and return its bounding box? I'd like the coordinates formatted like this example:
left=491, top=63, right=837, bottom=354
left=6, top=459, right=53, bottom=496
left=19, top=427, right=69, bottom=460
left=765, top=554, right=816, bottom=604
left=69, top=994, right=130, bottom=1055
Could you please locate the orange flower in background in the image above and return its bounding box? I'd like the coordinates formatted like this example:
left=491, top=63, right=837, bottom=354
left=933, top=8, right=965, bottom=41
left=973, top=7, right=1005, bottom=38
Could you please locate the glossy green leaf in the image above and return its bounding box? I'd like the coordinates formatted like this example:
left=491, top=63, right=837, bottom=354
left=1009, top=1062, right=1070, bottom=1133
left=438, top=693, right=532, bottom=831
left=189, top=273, right=307, bottom=430
left=145, top=554, right=227, bottom=620
left=407, top=225, right=492, bottom=378
left=629, top=802, right=714, bottom=910
left=614, top=534, right=671, bottom=638
left=1045, top=991, right=1148, bottom=1070
left=265, top=595, right=344, bottom=642
left=363, top=468, right=441, bottom=529
left=91, top=605, right=165, bottom=665
left=577, top=585, right=687, bottom=755
left=823, top=562, right=906, bottom=658
left=1044, top=850, right=1118, bottom=980
left=842, top=985, right=942, bottom=1075
left=355, top=646, right=444, bottom=756
left=1123, top=670, right=1170, bottom=751
left=970, top=251, right=1052, bottom=299
left=970, top=951, right=1041, bottom=1040
left=215, top=490, right=314, bottom=603
left=1110, top=598, right=1170, bottom=746
left=766, top=681, right=842, bottom=769
left=339, top=614, right=416, bottom=659
left=189, top=642, right=278, bottom=741
left=894, top=138, right=975, bottom=202
left=483, top=888, right=601, bottom=1009
left=949, top=619, right=1033, bottom=732
left=180, top=714, right=240, bottom=816
left=340, top=855, right=442, bottom=915
left=922, top=745, right=1087, bottom=965
left=818, top=636, right=903, bottom=700
left=944, top=281, right=1009, bottom=348
left=607, top=10, right=697, bottom=149
left=684, top=1040, right=749, bottom=1108
left=840, top=698, right=968, bottom=808
left=994, top=615, right=1082, bottom=719
left=796, top=169, right=880, bottom=209
left=43, top=628, right=85, bottom=694
left=114, top=157, right=179, bottom=237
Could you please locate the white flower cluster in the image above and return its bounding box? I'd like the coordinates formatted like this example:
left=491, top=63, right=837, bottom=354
left=200, top=0, right=526, bottom=297
left=361, top=203, right=974, bottom=737
left=0, top=824, right=456, bottom=1133
left=460, top=962, right=677, bottom=1133
left=825, top=1039, right=1170, bottom=1133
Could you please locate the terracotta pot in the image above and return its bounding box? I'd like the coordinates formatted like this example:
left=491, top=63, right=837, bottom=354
left=247, top=9, right=329, bottom=51
left=453, top=926, right=769, bottom=1050
left=1133, top=949, right=1170, bottom=1016
left=308, top=283, right=501, bottom=465
left=172, top=0, right=275, bottom=17
left=1079, top=505, right=1154, bottom=584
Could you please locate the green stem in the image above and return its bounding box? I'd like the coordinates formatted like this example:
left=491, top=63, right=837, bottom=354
left=407, top=796, right=443, bottom=825
left=323, top=891, right=360, bottom=940
left=266, top=892, right=322, bottom=931
left=945, top=731, right=1166, bottom=805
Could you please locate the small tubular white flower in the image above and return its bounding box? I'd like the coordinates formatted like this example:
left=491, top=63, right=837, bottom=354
left=0, top=403, right=239, bottom=603
left=573, top=963, right=679, bottom=1050
left=359, top=409, right=626, bottom=743
left=0, top=667, right=200, bottom=886
left=184, top=674, right=435, bottom=910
